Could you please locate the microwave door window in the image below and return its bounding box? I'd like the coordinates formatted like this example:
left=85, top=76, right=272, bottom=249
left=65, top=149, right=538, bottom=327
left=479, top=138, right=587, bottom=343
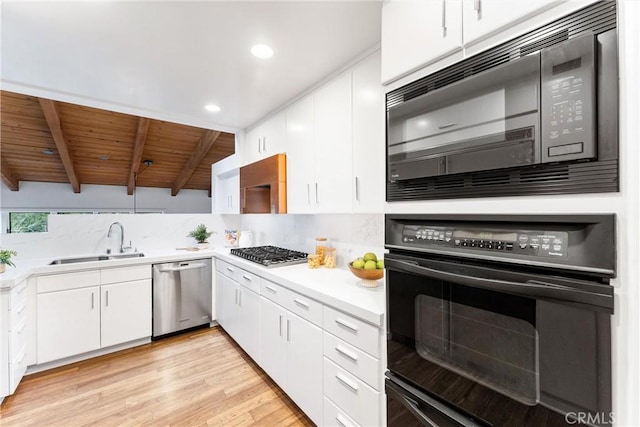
left=387, top=53, right=540, bottom=181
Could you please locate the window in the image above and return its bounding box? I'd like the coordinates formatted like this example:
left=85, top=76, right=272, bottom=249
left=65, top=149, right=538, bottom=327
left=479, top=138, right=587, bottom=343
left=9, top=212, right=49, bottom=233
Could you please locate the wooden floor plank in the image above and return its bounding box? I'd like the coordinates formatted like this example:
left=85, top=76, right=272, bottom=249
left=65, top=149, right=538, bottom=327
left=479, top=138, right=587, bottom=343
left=0, top=327, right=314, bottom=427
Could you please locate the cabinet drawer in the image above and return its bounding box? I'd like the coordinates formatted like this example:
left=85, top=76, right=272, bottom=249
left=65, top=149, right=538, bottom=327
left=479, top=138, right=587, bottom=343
left=9, top=298, right=27, bottom=330
left=324, top=396, right=361, bottom=427
left=10, top=298, right=27, bottom=334
left=323, top=358, right=381, bottom=427
left=323, top=306, right=382, bottom=358
left=10, top=318, right=27, bottom=361
left=10, top=280, right=28, bottom=309
left=216, top=259, right=238, bottom=280
left=237, top=269, right=261, bottom=294
left=283, top=289, right=322, bottom=327
left=10, top=346, right=27, bottom=394
left=323, top=331, right=382, bottom=391
left=37, top=270, right=101, bottom=294
left=101, top=265, right=151, bottom=284
left=261, top=280, right=287, bottom=307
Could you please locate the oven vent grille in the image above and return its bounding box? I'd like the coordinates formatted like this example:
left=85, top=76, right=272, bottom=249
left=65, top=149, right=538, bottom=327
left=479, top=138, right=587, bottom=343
left=386, top=1, right=616, bottom=110
left=520, top=29, right=569, bottom=57
left=387, top=159, right=618, bottom=201
left=471, top=173, right=511, bottom=187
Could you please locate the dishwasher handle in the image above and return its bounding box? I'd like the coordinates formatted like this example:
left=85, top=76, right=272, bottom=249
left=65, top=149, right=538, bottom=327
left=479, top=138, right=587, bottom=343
left=158, top=262, right=208, bottom=273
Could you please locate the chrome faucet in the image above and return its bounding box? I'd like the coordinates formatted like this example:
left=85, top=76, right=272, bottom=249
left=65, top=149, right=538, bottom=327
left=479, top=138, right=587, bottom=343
left=107, top=222, right=125, bottom=253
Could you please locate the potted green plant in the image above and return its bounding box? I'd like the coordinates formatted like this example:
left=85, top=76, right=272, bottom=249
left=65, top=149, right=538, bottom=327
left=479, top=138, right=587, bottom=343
left=0, top=249, right=17, bottom=273
left=188, top=224, right=215, bottom=249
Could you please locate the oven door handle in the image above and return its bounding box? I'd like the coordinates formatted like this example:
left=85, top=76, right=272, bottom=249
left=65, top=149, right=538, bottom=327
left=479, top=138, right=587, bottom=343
left=386, top=258, right=613, bottom=312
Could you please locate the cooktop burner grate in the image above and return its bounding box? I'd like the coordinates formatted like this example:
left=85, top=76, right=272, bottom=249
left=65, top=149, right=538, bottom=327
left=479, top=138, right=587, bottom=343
left=230, top=245, right=308, bottom=268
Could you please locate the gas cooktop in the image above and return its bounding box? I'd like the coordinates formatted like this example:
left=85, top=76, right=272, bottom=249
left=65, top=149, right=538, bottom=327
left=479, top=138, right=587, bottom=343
left=230, top=245, right=308, bottom=268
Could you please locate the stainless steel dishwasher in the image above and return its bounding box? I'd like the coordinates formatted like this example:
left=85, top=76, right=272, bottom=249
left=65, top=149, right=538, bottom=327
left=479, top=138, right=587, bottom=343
left=152, top=258, right=212, bottom=338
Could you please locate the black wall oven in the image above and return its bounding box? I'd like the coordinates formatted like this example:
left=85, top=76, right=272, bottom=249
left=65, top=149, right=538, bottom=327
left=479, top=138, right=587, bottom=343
left=386, top=1, right=618, bottom=201
left=385, top=214, right=615, bottom=427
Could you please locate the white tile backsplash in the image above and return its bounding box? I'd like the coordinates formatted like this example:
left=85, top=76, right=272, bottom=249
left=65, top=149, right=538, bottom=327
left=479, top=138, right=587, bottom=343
left=0, top=212, right=383, bottom=267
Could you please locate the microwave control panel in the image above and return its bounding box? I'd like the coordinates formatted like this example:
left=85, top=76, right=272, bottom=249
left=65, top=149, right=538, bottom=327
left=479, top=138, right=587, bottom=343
left=401, top=225, right=569, bottom=258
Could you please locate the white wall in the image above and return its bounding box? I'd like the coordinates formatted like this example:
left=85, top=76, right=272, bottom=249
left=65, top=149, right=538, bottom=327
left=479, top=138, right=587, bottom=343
left=0, top=213, right=241, bottom=263
left=0, top=181, right=211, bottom=214
left=239, top=213, right=384, bottom=265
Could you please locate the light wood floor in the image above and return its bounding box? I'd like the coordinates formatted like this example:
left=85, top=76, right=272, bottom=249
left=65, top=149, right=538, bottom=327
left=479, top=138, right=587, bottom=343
left=0, top=326, right=314, bottom=426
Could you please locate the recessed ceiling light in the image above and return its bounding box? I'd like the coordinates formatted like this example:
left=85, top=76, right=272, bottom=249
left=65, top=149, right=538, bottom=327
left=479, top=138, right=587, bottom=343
left=251, top=44, right=274, bottom=59
left=204, top=104, right=221, bottom=112
left=100, top=155, right=109, bottom=161
left=42, top=148, right=55, bottom=155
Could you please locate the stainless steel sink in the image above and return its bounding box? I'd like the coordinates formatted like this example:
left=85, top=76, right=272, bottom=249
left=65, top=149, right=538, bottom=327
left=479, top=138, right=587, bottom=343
left=49, top=252, right=145, bottom=265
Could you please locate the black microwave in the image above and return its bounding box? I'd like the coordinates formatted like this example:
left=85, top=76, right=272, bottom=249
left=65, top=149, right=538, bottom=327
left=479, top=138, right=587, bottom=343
left=386, top=1, right=618, bottom=201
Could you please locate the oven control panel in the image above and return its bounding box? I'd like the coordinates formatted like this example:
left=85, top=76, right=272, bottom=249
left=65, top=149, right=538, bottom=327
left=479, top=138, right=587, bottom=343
left=401, top=225, right=569, bottom=258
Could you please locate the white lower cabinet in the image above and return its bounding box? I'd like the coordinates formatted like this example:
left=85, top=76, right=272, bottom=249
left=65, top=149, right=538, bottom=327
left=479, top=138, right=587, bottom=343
left=215, top=264, right=260, bottom=364
left=100, top=280, right=151, bottom=348
left=37, top=286, right=101, bottom=364
left=1, top=279, right=30, bottom=401
left=36, top=265, right=152, bottom=365
left=260, top=295, right=323, bottom=425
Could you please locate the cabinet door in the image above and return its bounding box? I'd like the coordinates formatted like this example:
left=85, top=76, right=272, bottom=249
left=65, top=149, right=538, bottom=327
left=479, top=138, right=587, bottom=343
left=37, top=287, right=100, bottom=364
left=244, top=126, right=263, bottom=165
left=462, top=0, right=563, bottom=46
left=381, top=0, right=463, bottom=83
left=101, top=280, right=151, bottom=348
left=262, top=111, right=286, bottom=157
left=238, top=287, right=261, bottom=363
left=287, top=312, right=323, bottom=425
left=313, top=71, right=353, bottom=213
left=286, top=95, right=315, bottom=214
left=213, top=170, right=239, bottom=214
left=218, top=274, right=238, bottom=336
left=260, top=297, right=288, bottom=388
left=352, top=51, right=385, bottom=213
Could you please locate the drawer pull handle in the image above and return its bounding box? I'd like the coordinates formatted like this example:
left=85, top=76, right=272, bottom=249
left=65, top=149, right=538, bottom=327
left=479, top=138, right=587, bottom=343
left=335, top=345, right=358, bottom=362
left=335, top=318, right=358, bottom=332
left=16, top=285, right=27, bottom=295
left=16, top=352, right=27, bottom=365
left=242, top=275, right=252, bottom=281
left=226, top=267, right=234, bottom=272
left=17, top=322, right=27, bottom=334
left=336, top=414, right=353, bottom=427
left=335, top=373, right=359, bottom=392
left=17, top=305, right=26, bottom=316
left=265, top=285, right=277, bottom=293
left=293, top=298, right=310, bottom=309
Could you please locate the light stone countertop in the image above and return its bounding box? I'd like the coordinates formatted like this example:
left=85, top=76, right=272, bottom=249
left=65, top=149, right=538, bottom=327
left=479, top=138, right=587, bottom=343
left=214, top=249, right=386, bottom=327
left=0, top=247, right=386, bottom=327
left=0, top=248, right=220, bottom=290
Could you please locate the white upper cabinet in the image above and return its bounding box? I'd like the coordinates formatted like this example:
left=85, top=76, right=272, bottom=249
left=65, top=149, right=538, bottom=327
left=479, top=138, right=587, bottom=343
left=381, top=0, right=463, bottom=84
left=286, top=95, right=315, bottom=214
left=462, top=0, right=564, bottom=46
left=244, top=111, right=286, bottom=165
left=212, top=153, right=240, bottom=214
left=313, top=71, right=353, bottom=213
left=352, top=52, right=385, bottom=213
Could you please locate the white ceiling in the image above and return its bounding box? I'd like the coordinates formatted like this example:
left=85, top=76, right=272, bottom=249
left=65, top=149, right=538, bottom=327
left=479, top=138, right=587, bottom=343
left=0, top=1, right=382, bottom=133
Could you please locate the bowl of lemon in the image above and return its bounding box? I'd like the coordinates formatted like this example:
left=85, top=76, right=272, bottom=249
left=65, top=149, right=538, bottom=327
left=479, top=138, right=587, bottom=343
left=349, top=252, right=384, bottom=287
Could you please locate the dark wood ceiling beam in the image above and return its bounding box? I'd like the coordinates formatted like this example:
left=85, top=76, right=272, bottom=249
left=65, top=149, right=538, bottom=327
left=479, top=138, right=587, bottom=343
left=1, top=160, right=19, bottom=191
left=38, top=98, right=81, bottom=193
left=127, top=117, right=151, bottom=195
left=171, top=130, right=221, bottom=196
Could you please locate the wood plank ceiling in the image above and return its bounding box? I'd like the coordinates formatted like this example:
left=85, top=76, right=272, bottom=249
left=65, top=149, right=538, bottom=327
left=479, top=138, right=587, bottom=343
left=0, top=90, right=235, bottom=195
